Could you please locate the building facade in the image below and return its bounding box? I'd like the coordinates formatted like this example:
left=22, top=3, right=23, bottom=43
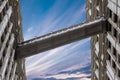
left=0, top=0, right=26, bottom=80
left=86, top=0, right=120, bottom=80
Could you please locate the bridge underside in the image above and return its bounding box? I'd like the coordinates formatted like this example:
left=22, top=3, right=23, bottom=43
left=16, top=18, right=107, bottom=59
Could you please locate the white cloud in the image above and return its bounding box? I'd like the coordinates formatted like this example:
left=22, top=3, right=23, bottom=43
left=27, top=27, right=33, bottom=32
left=44, top=73, right=91, bottom=80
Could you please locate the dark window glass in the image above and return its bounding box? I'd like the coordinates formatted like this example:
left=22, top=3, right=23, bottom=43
left=112, top=61, right=116, bottom=69
left=113, top=48, right=117, bottom=57
left=114, top=13, right=118, bottom=23
left=108, top=41, right=111, bottom=49
left=118, top=55, right=120, bottom=63
left=107, top=23, right=112, bottom=32
left=118, top=69, right=120, bottom=77
left=109, top=9, right=112, bottom=18
left=113, top=28, right=117, bottom=38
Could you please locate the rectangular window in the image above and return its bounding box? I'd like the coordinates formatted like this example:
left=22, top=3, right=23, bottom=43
left=0, top=12, right=3, bottom=23
left=6, top=2, right=9, bottom=10
left=3, top=7, right=6, bottom=16
left=113, top=47, right=117, bottom=57
left=109, top=9, right=112, bottom=18
left=119, top=18, right=120, bottom=28
left=1, top=34, right=4, bottom=43
left=107, top=22, right=112, bottom=32
left=113, top=28, right=117, bottom=38
left=0, top=1, right=1, bottom=5
left=96, top=36, right=99, bottom=41
left=0, top=57, right=3, bottom=68
left=107, top=75, right=110, bottom=80
left=4, top=28, right=8, bottom=35
left=118, top=54, right=120, bottom=63
left=0, top=39, right=1, bottom=50
left=96, top=1, right=99, bottom=6
left=112, top=60, right=116, bottom=70
left=113, top=13, right=118, bottom=23
left=96, top=10, right=99, bottom=16
left=119, top=34, right=120, bottom=43
left=118, top=69, right=120, bottom=77
left=107, top=53, right=111, bottom=61
left=3, top=49, right=6, bottom=57
left=108, top=40, right=111, bottom=49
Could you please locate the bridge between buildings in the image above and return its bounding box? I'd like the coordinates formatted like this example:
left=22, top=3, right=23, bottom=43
left=16, top=18, right=107, bottom=59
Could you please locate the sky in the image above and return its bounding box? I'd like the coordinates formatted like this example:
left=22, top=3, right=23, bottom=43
left=20, top=0, right=91, bottom=80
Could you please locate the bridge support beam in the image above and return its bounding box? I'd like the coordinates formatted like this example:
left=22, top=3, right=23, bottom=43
left=16, top=18, right=107, bottom=59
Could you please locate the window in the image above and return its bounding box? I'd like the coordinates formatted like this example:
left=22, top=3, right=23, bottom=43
left=3, top=49, right=6, bottom=57
left=3, top=7, right=6, bottom=16
left=0, top=57, right=3, bottom=68
left=107, top=76, right=110, bottom=80
left=113, top=47, right=117, bottom=57
left=6, top=2, right=9, bottom=11
left=1, top=34, right=4, bottom=43
left=107, top=22, right=112, bottom=32
left=118, top=54, right=120, bottom=63
left=108, top=40, right=111, bottom=49
left=4, top=27, right=8, bottom=35
left=113, top=13, right=118, bottom=23
left=6, top=39, right=9, bottom=48
left=109, top=9, right=112, bottom=18
left=119, top=18, right=120, bottom=28
left=113, top=28, right=117, bottom=38
left=118, top=69, right=120, bottom=77
left=107, top=53, right=111, bottom=61
left=0, top=12, right=3, bottom=23
left=112, top=60, right=116, bottom=70
left=96, top=0, right=99, bottom=6
left=0, top=1, right=1, bottom=5
left=119, top=34, right=120, bottom=43
left=96, top=10, right=99, bottom=16
left=96, top=36, right=99, bottom=41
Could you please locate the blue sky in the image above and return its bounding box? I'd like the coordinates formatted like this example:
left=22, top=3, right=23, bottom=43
left=20, top=0, right=91, bottom=80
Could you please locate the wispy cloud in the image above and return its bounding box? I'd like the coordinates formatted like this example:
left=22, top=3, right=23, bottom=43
left=45, top=73, right=91, bottom=80
left=24, top=0, right=86, bottom=40
left=26, top=45, right=67, bottom=69
left=26, top=38, right=90, bottom=71
left=21, top=0, right=90, bottom=79
left=27, top=27, right=33, bottom=32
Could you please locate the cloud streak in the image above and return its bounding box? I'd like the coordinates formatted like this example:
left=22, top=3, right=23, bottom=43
left=21, top=0, right=90, bottom=79
left=24, top=0, right=86, bottom=40
left=45, top=73, right=91, bottom=79
left=26, top=38, right=90, bottom=74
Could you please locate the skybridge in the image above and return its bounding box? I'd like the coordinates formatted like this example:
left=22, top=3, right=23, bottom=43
left=16, top=17, right=107, bottom=59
